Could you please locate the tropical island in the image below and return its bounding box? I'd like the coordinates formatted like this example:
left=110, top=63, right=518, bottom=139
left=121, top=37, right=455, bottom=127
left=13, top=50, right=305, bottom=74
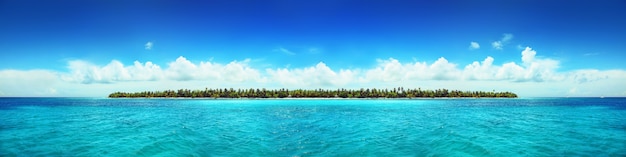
left=109, top=87, right=517, bottom=98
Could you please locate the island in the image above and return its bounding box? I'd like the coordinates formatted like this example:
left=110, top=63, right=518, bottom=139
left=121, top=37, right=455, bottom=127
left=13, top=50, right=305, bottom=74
left=109, top=87, right=517, bottom=98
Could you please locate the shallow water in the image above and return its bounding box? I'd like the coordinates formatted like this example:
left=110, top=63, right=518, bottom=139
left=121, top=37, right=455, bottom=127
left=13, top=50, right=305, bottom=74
left=1, top=98, right=625, bottom=156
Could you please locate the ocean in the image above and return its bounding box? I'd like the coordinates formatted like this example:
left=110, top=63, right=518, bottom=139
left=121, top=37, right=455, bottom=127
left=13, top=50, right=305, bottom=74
left=1, top=98, right=625, bottom=156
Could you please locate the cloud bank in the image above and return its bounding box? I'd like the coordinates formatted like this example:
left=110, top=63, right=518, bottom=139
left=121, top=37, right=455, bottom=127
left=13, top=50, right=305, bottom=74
left=1, top=47, right=625, bottom=97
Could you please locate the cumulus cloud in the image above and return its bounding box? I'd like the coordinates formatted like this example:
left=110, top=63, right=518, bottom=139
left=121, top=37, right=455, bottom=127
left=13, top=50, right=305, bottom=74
left=469, top=42, right=480, bottom=50
left=266, top=62, right=357, bottom=87
left=61, top=56, right=263, bottom=84
left=164, top=56, right=263, bottom=82
left=463, top=56, right=496, bottom=80
left=2, top=46, right=626, bottom=97
left=492, top=33, right=513, bottom=50
left=521, top=47, right=536, bottom=63
left=462, top=47, right=560, bottom=82
left=364, top=57, right=461, bottom=82
left=145, top=42, right=153, bottom=50
left=52, top=47, right=626, bottom=87
left=63, top=60, right=163, bottom=84
left=364, top=48, right=560, bottom=83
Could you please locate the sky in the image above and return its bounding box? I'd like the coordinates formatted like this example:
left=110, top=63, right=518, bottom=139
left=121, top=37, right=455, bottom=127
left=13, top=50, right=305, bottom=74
left=1, top=0, right=625, bottom=97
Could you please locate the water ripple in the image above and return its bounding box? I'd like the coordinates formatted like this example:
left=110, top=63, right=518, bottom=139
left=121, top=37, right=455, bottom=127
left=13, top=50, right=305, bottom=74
left=0, top=98, right=625, bottom=156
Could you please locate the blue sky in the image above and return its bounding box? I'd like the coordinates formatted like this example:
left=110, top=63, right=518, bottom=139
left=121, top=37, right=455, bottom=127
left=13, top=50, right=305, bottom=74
left=1, top=0, right=625, bottom=97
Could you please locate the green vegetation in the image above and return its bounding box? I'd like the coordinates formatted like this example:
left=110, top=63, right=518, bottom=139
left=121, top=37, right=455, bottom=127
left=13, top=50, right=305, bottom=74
left=109, top=87, right=517, bottom=98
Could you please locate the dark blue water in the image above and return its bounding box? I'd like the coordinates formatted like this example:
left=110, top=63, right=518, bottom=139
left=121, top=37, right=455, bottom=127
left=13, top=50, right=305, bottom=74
left=1, top=98, right=625, bottom=156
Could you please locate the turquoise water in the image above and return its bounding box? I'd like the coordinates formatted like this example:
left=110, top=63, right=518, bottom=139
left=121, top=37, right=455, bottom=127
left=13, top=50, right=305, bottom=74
left=1, top=98, right=625, bottom=156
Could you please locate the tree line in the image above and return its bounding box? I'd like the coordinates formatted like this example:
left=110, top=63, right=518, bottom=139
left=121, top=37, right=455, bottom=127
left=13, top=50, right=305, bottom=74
left=109, top=87, right=517, bottom=98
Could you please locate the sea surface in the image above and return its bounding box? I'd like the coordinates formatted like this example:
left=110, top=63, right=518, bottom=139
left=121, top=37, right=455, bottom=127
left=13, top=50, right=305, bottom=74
left=1, top=98, right=625, bottom=156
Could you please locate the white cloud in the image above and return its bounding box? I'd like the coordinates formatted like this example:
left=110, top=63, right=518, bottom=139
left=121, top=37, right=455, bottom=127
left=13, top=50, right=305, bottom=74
left=0, top=70, right=60, bottom=96
left=266, top=62, right=357, bottom=87
left=365, top=58, right=407, bottom=82
left=462, top=47, right=560, bottom=82
left=521, top=47, right=536, bottom=63
left=492, top=33, right=513, bottom=50
left=463, top=56, right=496, bottom=80
left=165, top=56, right=200, bottom=81
left=364, top=48, right=561, bottom=84
left=164, top=56, right=263, bottom=82
left=61, top=56, right=263, bottom=84
left=2, top=46, right=626, bottom=97
left=430, top=57, right=461, bottom=80
left=63, top=60, right=163, bottom=84
left=145, top=42, right=153, bottom=50
left=469, top=42, right=480, bottom=50
left=364, top=57, right=461, bottom=82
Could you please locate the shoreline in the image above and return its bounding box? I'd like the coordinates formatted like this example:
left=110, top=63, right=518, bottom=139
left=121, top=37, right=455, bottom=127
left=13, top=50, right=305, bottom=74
left=107, top=97, right=517, bottom=100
